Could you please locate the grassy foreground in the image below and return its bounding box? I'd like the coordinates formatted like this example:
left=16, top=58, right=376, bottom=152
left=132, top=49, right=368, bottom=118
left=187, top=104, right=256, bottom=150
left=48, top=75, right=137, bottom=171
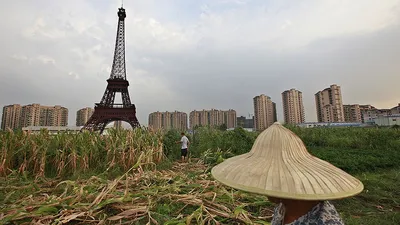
left=0, top=160, right=274, bottom=224
left=1, top=126, right=400, bottom=224
left=1, top=159, right=399, bottom=225
left=337, top=169, right=400, bottom=224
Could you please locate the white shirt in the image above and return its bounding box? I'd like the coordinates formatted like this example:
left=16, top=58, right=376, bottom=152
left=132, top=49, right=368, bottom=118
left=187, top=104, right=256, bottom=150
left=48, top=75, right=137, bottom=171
left=181, top=136, right=189, bottom=149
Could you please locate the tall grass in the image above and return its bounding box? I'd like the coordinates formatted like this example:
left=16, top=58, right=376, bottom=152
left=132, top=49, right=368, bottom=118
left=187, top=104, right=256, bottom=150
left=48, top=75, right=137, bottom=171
left=162, top=126, right=400, bottom=173
left=3, top=125, right=399, bottom=177
left=162, top=127, right=259, bottom=160
left=287, top=125, right=400, bottom=150
left=285, top=126, right=400, bottom=173
left=0, top=128, right=163, bottom=178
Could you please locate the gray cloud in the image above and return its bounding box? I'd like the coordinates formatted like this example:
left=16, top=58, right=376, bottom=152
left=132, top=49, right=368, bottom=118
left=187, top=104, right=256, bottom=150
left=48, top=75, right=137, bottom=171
left=1, top=0, right=400, bottom=126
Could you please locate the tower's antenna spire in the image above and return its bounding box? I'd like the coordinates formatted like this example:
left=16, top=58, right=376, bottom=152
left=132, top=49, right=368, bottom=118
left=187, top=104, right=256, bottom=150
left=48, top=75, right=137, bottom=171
left=121, top=0, right=124, bottom=8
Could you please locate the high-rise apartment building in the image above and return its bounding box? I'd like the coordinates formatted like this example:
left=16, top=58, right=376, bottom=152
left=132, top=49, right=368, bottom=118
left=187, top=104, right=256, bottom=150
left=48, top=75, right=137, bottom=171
left=343, top=104, right=361, bottom=123
left=344, top=104, right=375, bottom=123
left=20, top=104, right=41, bottom=127
left=76, top=107, right=94, bottom=126
left=315, top=84, right=345, bottom=122
left=224, top=109, right=237, bottom=129
left=171, top=111, right=188, bottom=131
left=1, top=104, right=22, bottom=130
left=163, top=111, right=172, bottom=129
left=209, top=109, right=225, bottom=127
left=189, top=110, right=202, bottom=129
left=282, top=89, right=305, bottom=124
left=148, top=111, right=187, bottom=131
left=189, top=109, right=237, bottom=129
left=148, top=111, right=163, bottom=130
left=39, top=105, right=68, bottom=126
left=253, top=95, right=277, bottom=131
left=1, top=104, right=68, bottom=129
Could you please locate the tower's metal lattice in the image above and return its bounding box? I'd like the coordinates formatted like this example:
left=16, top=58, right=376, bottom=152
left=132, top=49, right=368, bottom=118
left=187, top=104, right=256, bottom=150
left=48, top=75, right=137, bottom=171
left=82, top=7, right=140, bottom=134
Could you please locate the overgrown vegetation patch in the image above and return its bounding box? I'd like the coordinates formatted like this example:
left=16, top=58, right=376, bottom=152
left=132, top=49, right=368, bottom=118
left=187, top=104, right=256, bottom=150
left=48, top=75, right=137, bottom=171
left=0, top=161, right=274, bottom=224
left=1, top=126, right=400, bottom=224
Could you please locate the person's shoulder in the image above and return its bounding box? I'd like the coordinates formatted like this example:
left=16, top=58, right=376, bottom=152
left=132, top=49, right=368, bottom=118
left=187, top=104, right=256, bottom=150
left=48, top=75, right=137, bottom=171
left=318, top=201, right=344, bottom=224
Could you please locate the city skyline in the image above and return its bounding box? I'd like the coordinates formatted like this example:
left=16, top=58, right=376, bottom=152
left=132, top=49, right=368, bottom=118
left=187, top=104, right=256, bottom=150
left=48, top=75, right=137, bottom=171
left=3, top=99, right=400, bottom=130
left=1, top=104, right=68, bottom=130
left=1, top=0, right=400, bottom=126
left=149, top=111, right=188, bottom=131
left=189, top=109, right=237, bottom=129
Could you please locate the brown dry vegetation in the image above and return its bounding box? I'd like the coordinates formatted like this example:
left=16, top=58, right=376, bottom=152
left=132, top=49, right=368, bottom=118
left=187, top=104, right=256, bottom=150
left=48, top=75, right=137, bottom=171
left=0, top=160, right=274, bottom=224
left=1, top=126, right=400, bottom=224
left=0, top=128, right=163, bottom=178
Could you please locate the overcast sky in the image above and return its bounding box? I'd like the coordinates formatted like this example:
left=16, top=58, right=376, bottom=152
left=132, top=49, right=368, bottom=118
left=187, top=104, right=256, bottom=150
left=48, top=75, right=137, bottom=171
left=1, top=0, right=400, bottom=126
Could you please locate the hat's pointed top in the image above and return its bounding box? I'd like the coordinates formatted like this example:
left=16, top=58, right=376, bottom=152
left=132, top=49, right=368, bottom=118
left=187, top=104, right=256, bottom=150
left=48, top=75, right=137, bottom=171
left=247, top=121, right=303, bottom=158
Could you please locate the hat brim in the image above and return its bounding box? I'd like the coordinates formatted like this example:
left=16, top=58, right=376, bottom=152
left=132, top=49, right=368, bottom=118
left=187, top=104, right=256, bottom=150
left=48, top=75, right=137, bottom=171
left=211, top=153, right=364, bottom=201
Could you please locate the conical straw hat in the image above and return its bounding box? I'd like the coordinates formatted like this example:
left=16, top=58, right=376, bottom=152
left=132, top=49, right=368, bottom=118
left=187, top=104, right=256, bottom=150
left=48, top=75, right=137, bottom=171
left=211, top=122, right=364, bottom=200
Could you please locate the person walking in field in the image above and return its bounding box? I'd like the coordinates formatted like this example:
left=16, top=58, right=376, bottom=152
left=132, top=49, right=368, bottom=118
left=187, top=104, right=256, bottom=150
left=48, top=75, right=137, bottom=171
left=176, top=132, right=190, bottom=162
left=211, top=122, right=364, bottom=224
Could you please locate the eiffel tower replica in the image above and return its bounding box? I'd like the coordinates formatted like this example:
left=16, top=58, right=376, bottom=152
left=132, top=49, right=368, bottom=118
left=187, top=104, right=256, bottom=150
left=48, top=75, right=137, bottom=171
left=82, top=7, right=140, bottom=134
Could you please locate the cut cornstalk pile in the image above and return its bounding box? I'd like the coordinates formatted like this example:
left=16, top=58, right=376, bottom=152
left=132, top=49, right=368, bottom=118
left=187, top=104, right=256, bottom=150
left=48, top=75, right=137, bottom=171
left=0, top=160, right=273, bottom=224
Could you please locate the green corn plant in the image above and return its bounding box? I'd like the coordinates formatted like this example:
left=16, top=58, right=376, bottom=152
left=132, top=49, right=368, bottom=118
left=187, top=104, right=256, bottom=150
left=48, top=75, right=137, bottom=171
left=0, top=128, right=164, bottom=179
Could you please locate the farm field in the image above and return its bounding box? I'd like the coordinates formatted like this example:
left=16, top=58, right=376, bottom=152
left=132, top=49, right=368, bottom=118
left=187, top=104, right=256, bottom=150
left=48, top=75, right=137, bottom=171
left=1, top=126, right=399, bottom=224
